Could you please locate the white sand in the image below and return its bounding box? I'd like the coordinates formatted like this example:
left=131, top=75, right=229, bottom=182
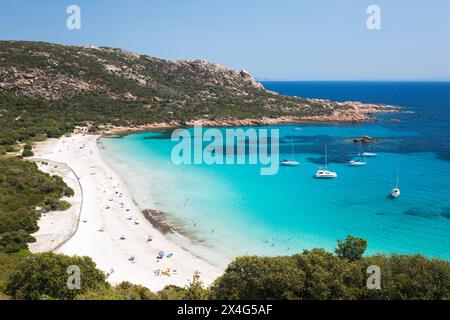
left=28, top=159, right=82, bottom=253
left=32, top=134, right=223, bottom=291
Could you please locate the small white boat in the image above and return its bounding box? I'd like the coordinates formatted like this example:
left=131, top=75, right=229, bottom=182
left=391, top=188, right=400, bottom=198
left=349, top=142, right=367, bottom=166
left=360, top=152, right=377, bottom=157
left=315, top=168, right=338, bottom=178
left=315, top=146, right=337, bottom=179
left=281, top=159, right=300, bottom=166
left=348, top=160, right=367, bottom=166
left=391, top=168, right=400, bottom=198
left=281, top=130, right=300, bottom=166
left=357, top=141, right=377, bottom=157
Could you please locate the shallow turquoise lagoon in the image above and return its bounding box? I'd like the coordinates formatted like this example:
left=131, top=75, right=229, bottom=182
left=100, top=123, right=450, bottom=266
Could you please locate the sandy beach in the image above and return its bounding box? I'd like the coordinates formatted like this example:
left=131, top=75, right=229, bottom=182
left=28, top=158, right=82, bottom=253
left=31, top=133, right=222, bottom=291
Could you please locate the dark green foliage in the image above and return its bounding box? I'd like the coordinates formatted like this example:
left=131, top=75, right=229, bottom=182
left=357, top=254, right=450, bottom=300
left=76, top=281, right=157, bottom=300
left=1, top=249, right=449, bottom=300
left=5, top=252, right=107, bottom=300
left=21, top=143, right=33, bottom=157
left=210, top=256, right=306, bottom=300
left=210, top=249, right=450, bottom=300
left=209, top=249, right=362, bottom=300
left=335, top=235, right=368, bottom=261
left=110, top=281, right=158, bottom=300
left=0, top=231, right=35, bottom=254
left=0, top=91, right=75, bottom=147
left=0, top=158, right=73, bottom=253
left=156, top=285, right=191, bottom=300
left=0, top=250, right=29, bottom=298
left=291, top=249, right=364, bottom=299
left=76, top=276, right=209, bottom=300
left=183, top=274, right=209, bottom=300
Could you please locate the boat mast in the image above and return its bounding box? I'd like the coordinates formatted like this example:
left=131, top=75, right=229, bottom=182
left=291, top=134, right=294, bottom=159
left=324, top=145, right=328, bottom=169
left=396, top=166, right=399, bottom=188
left=360, top=142, right=365, bottom=160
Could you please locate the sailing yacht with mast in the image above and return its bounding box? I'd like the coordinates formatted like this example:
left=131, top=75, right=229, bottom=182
left=315, top=146, right=337, bottom=178
left=281, top=132, right=300, bottom=166
left=361, top=151, right=377, bottom=157
left=359, top=143, right=377, bottom=157
left=348, top=142, right=367, bottom=166
left=391, top=168, right=401, bottom=198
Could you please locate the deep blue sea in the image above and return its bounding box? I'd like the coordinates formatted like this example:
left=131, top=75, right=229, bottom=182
left=100, top=81, right=450, bottom=266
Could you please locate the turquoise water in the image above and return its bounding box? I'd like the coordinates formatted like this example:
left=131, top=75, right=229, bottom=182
left=100, top=82, right=450, bottom=265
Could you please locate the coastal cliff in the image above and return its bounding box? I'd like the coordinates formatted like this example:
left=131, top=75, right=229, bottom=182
left=0, top=40, right=397, bottom=136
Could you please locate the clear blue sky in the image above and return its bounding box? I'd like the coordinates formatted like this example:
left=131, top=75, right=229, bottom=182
left=1, top=0, right=449, bottom=80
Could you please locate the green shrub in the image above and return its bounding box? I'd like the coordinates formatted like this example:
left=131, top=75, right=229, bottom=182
left=0, top=158, right=73, bottom=253
left=5, top=252, right=107, bottom=300
left=209, top=248, right=450, bottom=300
left=335, top=235, right=368, bottom=261
left=21, top=148, right=33, bottom=157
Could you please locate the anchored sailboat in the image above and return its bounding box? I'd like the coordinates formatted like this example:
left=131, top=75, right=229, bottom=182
left=361, top=151, right=377, bottom=157
left=359, top=142, right=377, bottom=157
left=315, top=146, right=337, bottom=178
left=281, top=131, right=300, bottom=166
left=391, top=167, right=400, bottom=198
left=348, top=142, right=367, bottom=166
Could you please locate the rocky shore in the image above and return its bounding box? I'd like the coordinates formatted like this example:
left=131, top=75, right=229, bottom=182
left=100, top=100, right=401, bottom=135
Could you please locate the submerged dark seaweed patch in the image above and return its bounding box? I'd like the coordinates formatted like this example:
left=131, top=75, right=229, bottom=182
left=441, top=207, right=450, bottom=220
left=143, top=132, right=173, bottom=140
left=405, top=207, right=439, bottom=219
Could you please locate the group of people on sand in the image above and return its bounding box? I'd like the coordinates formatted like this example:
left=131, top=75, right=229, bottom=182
left=154, top=267, right=177, bottom=277
left=152, top=252, right=177, bottom=277
left=104, top=182, right=180, bottom=278
left=74, top=138, right=189, bottom=282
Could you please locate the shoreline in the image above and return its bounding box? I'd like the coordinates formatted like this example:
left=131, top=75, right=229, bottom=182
left=28, top=158, right=83, bottom=253
left=102, top=118, right=379, bottom=136
left=32, top=133, right=223, bottom=291
left=99, top=103, right=402, bottom=136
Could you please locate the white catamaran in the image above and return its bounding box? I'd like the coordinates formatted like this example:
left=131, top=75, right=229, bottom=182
left=315, top=146, right=337, bottom=178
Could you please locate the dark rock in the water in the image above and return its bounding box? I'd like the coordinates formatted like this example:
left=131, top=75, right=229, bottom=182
left=351, top=135, right=379, bottom=143
left=389, top=119, right=402, bottom=122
